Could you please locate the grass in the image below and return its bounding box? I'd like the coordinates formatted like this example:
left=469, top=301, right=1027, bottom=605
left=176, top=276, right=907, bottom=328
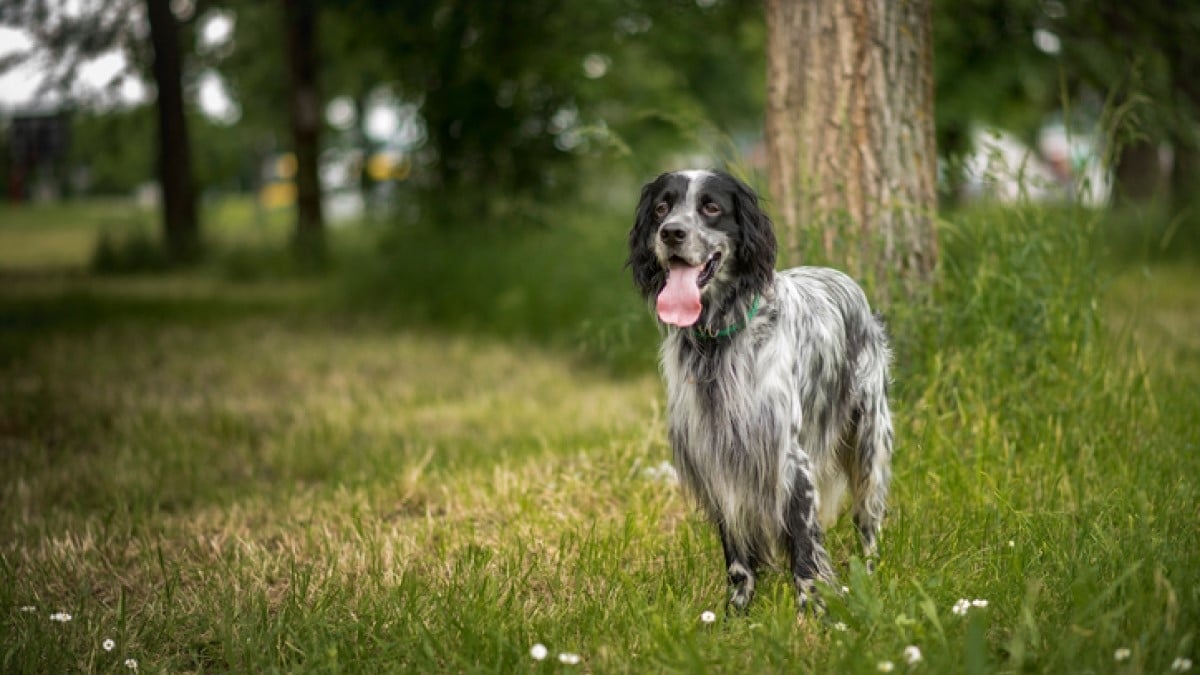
left=1, top=197, right=1197, bottom=673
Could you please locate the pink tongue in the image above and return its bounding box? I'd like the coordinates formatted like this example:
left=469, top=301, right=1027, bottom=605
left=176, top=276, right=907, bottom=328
left=656, top=263, right=703, bottom=326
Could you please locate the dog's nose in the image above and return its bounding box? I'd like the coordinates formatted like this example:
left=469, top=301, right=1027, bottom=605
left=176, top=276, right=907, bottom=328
left=659, top=224, right=687, bottom=245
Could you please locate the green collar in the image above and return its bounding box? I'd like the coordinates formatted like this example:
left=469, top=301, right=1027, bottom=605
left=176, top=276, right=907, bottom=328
left=692, top=295, right=762, bottom=339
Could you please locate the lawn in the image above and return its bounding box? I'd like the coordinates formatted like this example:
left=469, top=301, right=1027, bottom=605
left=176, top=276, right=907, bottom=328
left=1, top=199, right=1197, bottom=673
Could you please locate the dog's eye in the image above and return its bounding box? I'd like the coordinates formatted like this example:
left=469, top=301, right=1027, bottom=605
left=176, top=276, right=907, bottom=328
left=655, top=202, right=669, bottom=218
left=702, top=202, right=722, bottom=217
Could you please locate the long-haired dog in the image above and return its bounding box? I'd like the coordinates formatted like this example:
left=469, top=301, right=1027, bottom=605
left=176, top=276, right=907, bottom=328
left=627, top=170, right=894, bottom=615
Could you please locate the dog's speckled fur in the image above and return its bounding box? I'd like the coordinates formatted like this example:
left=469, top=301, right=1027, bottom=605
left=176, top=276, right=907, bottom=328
left=628, top=170, right=894, bottom=614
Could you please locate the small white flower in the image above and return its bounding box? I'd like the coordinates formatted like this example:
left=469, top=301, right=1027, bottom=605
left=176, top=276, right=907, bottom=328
left=19, top=606, right=37, bottom=613
left=833, top=621, right=849, bottom=632
left=124, top=658, right=138, bottom=670
left=1172, top=657, right=1193, bottom=672
left=641, top=460, right=678, bottom=484
left=49, top=612, right=72, bottom=622
left=1113, top=647, right=1130, bottom=662
left=558, top=652, right=581, bottom=665
left=951, top=599, right=971, bottom=616
left=103, top=638, right=116, bottom=652
left=530, top=643, right=548, bottom=661
left=903, top=645, right=922, bottom=665
left=841, top=585, right=850, bottom=594
left=877, top=660, right=895, bottom=672
left=700, top=610, right=717, bottom=624
left=971, top=599, right=989, bottom=608
left=1007, top=540, right=1015, bottom=548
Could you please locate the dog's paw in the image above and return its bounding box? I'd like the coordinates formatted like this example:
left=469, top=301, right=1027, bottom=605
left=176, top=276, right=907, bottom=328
left=728, top=585, right=754, bottom=613
left=794, top=577, right=827, bottom=621
left=726, top=562, right=756, bottom=613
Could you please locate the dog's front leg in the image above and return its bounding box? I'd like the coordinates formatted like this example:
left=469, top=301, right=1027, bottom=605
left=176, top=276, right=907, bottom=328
left=784, top=465, right=835, bottom=619
left=719, top=523, right=758, bottom=613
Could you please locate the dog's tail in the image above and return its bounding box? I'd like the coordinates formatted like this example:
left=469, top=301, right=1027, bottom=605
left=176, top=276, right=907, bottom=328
left=849, top=335, right=893, bottom=560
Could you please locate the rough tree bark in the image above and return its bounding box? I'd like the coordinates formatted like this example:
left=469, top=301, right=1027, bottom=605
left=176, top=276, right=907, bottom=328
left=764, top=0, right=938, bottom=305
left=1113, top=140, right=1165, bottom=205
left=283, top=0, right=325, bottom=264
left=145, top=0, right=199, bottom=263
left=1170, top=138, right=1200, bottom=216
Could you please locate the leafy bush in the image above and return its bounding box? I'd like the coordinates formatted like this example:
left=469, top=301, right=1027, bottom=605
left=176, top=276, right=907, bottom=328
left=343, top=213, right=661, bottom=374
left=90, top=227, right=171, bottom=274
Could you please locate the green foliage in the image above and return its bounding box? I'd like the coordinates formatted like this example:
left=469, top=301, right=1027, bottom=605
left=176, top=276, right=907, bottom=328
left=903, top=204, right=1101, bottom=383
left=71, top=105, right=260, bottom=195
left=1099, top=203, right=1200, bottom=264
left=1050, top=0, right=1200, bottom=147
left=69, top=107, right=156, bottom=195
left=933, top=0, right=1057, bottom=155
left=932, top=0, right=1200, bottom=216
left=342, top=204, right=660, bottom=374
left=246, top=0, right=767, bottom=219
left=90, top=226, right=171, bottom=273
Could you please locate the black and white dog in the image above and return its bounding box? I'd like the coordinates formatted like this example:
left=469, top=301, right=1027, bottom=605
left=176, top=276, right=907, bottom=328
left=627, top=170, right=894, bottom=615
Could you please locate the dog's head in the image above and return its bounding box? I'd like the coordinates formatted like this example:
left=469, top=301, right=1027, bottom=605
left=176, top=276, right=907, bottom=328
left=627, top=170, right=777, bottom=327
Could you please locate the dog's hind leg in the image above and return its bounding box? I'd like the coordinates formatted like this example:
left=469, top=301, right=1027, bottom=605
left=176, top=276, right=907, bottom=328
left=719, top=523, right=759, bottom=613
left=848, top=394, right=893, bottom=572
left=784, top=463, right=835, bottom=618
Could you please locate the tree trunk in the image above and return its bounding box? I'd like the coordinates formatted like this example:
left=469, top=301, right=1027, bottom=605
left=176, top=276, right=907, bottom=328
left=1170, top=138, right=1200, bottom=253
left=764, top=0, right=938, bottom=305
left=1172, top=142, right=1200, bottom=215
left=145, top=0, right=200, bottom=263
left=283, top=0, right=325, bottom=265
left=1113, top=140, right=1164, bottom=205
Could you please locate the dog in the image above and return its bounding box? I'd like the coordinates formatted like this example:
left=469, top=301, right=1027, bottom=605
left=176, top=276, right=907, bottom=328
left=627, top=170, right=894, bottom=615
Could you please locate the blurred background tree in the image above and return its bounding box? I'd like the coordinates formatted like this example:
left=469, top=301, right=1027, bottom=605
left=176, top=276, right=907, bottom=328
left=145, top=0, right=200, bottom=261
left=282, top=0, right=325, bottom=265
left=1, top=0, right=201, bottom=262
left=1048, top=0, right=1200, bottom=217
left=3, top=0, right=1199, bottom=265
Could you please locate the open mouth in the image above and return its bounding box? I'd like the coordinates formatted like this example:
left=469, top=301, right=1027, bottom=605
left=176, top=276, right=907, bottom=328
left=656, top=251, right=722, bottom=327
left=669, top=251, right=722, bottom=289
left=698, top=251, right=722, bottom=288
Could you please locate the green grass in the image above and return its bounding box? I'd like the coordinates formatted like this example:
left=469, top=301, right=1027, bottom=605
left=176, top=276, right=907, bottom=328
left=1, top=198, right=1197, bottom=673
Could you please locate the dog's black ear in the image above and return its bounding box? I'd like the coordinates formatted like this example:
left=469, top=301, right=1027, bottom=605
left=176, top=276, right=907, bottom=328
left=627, top=176, right=666, bottom=299
left=732, top=177, right=778, bottom=293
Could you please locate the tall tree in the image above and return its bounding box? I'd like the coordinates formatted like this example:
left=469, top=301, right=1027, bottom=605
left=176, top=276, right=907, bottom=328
left=764, top=0, right=938, bottom=304
left=1050, top=0, right=1200, bottom=227
left=145, top=0, right=200, bottom=262
left=282, top=0, right=325, bottom=263
left=1, top=0, right=202, bottom=261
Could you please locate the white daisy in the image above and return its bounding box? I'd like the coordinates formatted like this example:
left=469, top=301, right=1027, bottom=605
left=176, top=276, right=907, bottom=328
left=971, top=599, right=989, bottom=608
left=833, top=622, right=849, bottom=632
left=1171, top=657, right=1193, bottom=672
left=1113, top=647, right=1130, bottom=662
left=49, top=612, right=72, bottom=622
left=558, top=652, right=581, bottom=665
left=903, top=645, right=922, bottom=665
left=877, top=660, right=895, bottom=672
left=19, top=606, right=37, bottom=613
left=700, top=610, right=717, bottom=624
left=641, top=461, right=679, bottom=484
left=530, top=643, right=548, bottom=661
left=124, top=658, right=138, bottom=670
left=951, top=599, right=971, bottom=616
left=103, top=638, right=116, bottom=652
